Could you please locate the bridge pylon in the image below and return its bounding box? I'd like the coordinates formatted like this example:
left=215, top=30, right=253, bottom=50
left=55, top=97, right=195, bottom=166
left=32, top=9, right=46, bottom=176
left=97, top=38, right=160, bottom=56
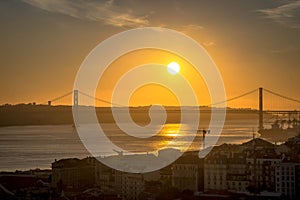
left=259, top=87, right=263, bottom=131
left=73, top=90, right=78, bottom=107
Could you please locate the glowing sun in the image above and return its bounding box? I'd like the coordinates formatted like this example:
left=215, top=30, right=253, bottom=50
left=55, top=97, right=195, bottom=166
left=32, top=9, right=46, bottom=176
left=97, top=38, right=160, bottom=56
left=167, top=62, right=180, bottom=75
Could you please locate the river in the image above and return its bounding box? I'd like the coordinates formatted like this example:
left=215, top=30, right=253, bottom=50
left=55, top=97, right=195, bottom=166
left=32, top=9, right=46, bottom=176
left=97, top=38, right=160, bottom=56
left=0, top=113, right=260, bottom=171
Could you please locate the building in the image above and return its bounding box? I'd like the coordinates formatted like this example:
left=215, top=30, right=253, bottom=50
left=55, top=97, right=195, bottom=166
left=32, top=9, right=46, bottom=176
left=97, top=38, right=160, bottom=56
left=172, top=151, right=202, bottom=192
left=246, top=155, right=281, bottom=192
left=204, top=155, right=227, bottom=192
left=115, top=171, right=159, bottom=200
left=52, top=157, right=96, bottom=190
left=275, top=162, right=299, bottom=198
left=159, top=165, right=172, bottom=188
left=203, top=138, right=293, bottom=195
left=50, top=137, right=300, bottom=198
left=95, top=162, right=115, bottom=193
left=204, top=144, right=243, bottom=193
left=227, top=157, right=249, bottom=193
left=121, top=173, right=145, bottom=200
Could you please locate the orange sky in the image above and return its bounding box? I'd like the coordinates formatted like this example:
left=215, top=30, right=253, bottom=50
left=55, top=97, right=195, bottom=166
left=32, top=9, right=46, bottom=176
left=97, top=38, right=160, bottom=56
left=95, top=49, right=209, bottom=107
left=1, top=0, right=300, bottom=110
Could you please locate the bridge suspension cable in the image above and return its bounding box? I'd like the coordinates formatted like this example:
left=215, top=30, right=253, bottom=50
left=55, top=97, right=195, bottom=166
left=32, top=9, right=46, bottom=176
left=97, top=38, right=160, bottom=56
left=78, top=91, right=124, bottom=107
left=208, top=88, right=258, bottom=107
left=49, top=91, right=73, bottom=103
left=263, top=88, right=300, bottom=104
left=45, top=87, right=300, bottom=108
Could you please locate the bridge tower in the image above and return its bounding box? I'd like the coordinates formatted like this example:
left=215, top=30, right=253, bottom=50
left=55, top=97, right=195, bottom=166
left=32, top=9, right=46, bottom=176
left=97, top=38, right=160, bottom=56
left=259, top=87, right=263, bottom=130
left=73, top=90, right=78, bottom=107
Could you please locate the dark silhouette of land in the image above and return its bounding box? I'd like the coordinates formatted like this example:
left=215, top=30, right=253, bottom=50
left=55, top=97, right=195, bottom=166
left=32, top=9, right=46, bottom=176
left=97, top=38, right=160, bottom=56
left=0, top=104, right=257, bottom=127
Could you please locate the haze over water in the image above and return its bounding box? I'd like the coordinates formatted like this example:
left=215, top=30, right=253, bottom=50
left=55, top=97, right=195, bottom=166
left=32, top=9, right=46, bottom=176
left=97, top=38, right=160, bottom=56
left=0, top=113, right=260, bottom=171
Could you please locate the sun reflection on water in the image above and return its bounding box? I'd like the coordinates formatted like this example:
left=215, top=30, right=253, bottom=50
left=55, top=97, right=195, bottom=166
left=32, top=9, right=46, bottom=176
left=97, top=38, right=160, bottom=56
left=161, top=123, right=180, bottom=137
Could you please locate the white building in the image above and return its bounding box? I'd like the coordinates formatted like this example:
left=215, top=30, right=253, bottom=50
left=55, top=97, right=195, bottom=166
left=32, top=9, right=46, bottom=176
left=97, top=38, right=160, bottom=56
left=204, top=156, right=227, bottom=192
left=275, top=162, right=298, bottom=198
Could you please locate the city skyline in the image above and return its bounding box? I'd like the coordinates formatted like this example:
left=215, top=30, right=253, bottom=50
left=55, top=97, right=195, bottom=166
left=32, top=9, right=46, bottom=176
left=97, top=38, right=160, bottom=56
left=1, top=1, right=300, bottom=199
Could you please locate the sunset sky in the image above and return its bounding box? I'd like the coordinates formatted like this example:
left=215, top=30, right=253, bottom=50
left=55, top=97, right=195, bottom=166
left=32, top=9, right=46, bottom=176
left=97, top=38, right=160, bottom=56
left=1, top=0, right=300, bottom=108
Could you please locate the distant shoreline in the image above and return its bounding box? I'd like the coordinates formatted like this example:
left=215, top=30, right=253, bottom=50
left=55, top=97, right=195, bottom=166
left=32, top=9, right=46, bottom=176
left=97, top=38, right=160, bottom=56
left=0, top=104, right=259, bottom=127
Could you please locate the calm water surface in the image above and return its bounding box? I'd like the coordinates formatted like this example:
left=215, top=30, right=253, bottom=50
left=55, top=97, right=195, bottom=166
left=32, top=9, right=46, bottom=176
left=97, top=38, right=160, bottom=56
left=0, top=113, right=259, bottom=171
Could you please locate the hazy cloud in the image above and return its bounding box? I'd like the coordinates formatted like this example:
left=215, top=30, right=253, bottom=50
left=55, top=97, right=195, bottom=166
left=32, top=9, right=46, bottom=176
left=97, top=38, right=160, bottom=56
left=180, top=24, right=204, bottom=31
left=203, top=41, right=216, bottom=47
left=257, top=0, right=300, bottom=28
left=157, top=24, right=214, bottom=47
left=21, top=0, right=149, bottom=28
left=158, top=24, right=204, bottom=35
left=270, top=46, right=298, bottom=54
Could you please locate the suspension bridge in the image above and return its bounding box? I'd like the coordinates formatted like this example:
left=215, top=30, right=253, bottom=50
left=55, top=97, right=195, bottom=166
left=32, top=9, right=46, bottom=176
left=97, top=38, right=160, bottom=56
left=43, top=87, right=300, bottom=131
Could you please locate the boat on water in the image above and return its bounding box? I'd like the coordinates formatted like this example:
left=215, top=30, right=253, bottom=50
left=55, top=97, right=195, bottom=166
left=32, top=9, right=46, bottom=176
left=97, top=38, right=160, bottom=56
left=258, top=118, right=300, bottom=141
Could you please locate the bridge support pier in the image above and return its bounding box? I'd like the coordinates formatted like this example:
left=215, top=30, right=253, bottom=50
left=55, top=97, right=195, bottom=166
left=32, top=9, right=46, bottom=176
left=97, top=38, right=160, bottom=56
left=259, top=87, right=263, bottom=131
left=73, top=90, right=78, bottom=107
